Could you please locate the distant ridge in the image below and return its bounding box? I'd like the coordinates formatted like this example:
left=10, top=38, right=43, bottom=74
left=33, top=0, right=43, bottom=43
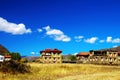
left=22, top=56, right=39, bottom=62
left=0, top=44, right=10, bottom=54
left=99, top=46, right=120, bottom=51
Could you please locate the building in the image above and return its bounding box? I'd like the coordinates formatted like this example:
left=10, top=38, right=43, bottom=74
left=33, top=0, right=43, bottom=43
left=5, top=55, right=11, bottom=61
left=40, top=49, right=62, bottom=63
left=0, top=44, right=11, bottom=62
left=0, top=54, right=4, bottom=62
left=76, top=52, right=90, bottom=63
left=0, top=54, right=11, bottom=62
left=88, top=50, right=120, bottom=64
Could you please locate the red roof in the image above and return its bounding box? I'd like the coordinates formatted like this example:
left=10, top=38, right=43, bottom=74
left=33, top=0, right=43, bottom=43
left=5, top=55, right=11, bottom=58
left=40, top=49, right=62, bottom=53
left=118, top=51, right=120, bottom=55
left=76, top=52, right=90, bottom=56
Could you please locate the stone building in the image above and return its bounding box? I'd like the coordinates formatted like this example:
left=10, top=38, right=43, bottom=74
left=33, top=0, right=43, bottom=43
left=76, top=52, right=90, bottom=63
left=88, top=50, right=120, bottom=64
left=40, top=49, right=62, bottom=63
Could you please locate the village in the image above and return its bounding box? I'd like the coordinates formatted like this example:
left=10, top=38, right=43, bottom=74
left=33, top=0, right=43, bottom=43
left=1, top=44, right=120, bottom=65
left=40, top=48, right=120, bottom=65
left=1, top=45, right=120, bottom=80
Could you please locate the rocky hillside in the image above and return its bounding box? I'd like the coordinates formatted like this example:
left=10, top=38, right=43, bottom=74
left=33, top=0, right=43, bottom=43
left=0, top=44, right=10, bottom=54
left=99, top=46, right=120, bottom=51
left=110, top=46, right=120, bottom=51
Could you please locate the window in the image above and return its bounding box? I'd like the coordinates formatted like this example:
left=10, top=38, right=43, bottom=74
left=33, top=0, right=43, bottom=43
left=110, top=58, right=112, bottom=62
left=0, top=57, right=4, bottom=60
left=109, top=53, right=112, bottom=57
left=53, top=53, right=55, bottom=55
left=53, top=57, right=55, bottom=60
left=114, top=58, right=117, bottom=61
left=45, top=57, right=47, bottom=59
left=95, top=57, right=98, bottom=61
left=46, top=53, right=50, bottom=55
left=106, top=58, right=108, bottom=61
left=101, top=57, right=103, bottom=62
left=58, top=53, right=60, bottom=55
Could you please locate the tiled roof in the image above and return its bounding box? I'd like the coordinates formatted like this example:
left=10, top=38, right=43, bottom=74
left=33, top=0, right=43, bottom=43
left=76, top=52, right=90, bottom=56
left=40, top=49, right=62, bottom=53
left=118, top=51, right=120, bottom=55
left=5, top=55, right=11, bottom=58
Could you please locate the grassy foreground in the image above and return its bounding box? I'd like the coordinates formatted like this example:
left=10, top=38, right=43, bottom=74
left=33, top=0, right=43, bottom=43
left=1, top=63, right=120, bottom=80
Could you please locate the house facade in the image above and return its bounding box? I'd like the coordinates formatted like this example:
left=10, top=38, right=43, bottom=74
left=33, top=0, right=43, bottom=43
left=0, top=54, right=4, bottom=62
left=76, top=52, right=90, bottom=63
left=5, top=55, right=11, bottom=61
left=0, top=54, right=11, bottom=62
left=88, top=50, right=120, bottom=64
left=40, top=49, right=62, bottom=63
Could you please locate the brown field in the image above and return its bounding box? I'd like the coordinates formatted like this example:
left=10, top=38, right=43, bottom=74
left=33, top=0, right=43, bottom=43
left=0, top=63, right=120, bottom=80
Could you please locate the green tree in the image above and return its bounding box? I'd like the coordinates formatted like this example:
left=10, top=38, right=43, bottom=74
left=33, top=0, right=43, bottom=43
left=10, top=52, right=21, bottom=61
left=69, top=55, right=76, bottom=61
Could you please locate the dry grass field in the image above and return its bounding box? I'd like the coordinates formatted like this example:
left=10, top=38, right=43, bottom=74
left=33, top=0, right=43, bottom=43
left=0, top=63, right=120, bottom=80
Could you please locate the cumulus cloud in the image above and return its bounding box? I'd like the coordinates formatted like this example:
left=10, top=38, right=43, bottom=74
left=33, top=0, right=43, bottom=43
left=99, top=40, right=105, bottom=43
left=0, top=17, right=32, bottom=35
left=112, top=38, right=120, bottom=43
left=106, top=36, right=120, bottom=43
left=74, top=52, right=78, bottom=55
left=31, top=52, right=35, bottom=55
left=74, top=36, right=84, bottom=42
left=37, top=28, right=42, bottom=32
left=113, top=45, right=118, bottom=48
left=43, top=26, right=71, bottom=42
left=106, top=36, right=112, bottom=42
left=75, top=36, right=84, bottom=39
left=84, top=37, right=98, bottom=44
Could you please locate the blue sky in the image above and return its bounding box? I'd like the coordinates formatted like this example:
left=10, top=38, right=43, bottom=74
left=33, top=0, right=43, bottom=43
left=0, top=0, right=120, bottom=56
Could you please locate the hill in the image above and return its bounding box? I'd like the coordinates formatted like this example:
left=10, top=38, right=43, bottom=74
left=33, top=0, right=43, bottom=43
left=22, top=56, right=39, bottom=62
left=0, top=44, right=10, bottom=55
left=99, top=46, right=120, bottom=51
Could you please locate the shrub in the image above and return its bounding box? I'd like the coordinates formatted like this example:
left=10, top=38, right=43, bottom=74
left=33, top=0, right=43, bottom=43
left=20, top=58, right=28, bottom=63
left=0, top=60, right=31, bottom=74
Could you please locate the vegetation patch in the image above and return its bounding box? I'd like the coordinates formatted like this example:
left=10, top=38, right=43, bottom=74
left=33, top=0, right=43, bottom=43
left=0, top=60, right=31, bottom=74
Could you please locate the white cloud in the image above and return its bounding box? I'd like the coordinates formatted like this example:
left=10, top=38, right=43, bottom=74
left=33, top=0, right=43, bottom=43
left=74, top=36, right=84, bottom=42
left=99, top=40, right=105, bottom=43
left=106, top=36, right=112, bottom=42
left=43, top=26, right=50, bottom=31
left=74, top=52, right=78, bottom=55
left=37, top=28, right=42, bottom=32
left=31, top=52, right=35, bottom=55
left=106, top=36, right=120, bottom=43
left=26, top=29, right=32, bottom=33
left=0, top=17, right=32, bottom=35
left=113, top=45, right=118, bottom=48
left=84, top=37, right=98, bottom=44
left=46, top=28, right=63, bottom=35
left=43, top=26, right=71, bottom=42
left=112, top=38, right=120, bottom=43
left=74, top=36, right=84, bottom=39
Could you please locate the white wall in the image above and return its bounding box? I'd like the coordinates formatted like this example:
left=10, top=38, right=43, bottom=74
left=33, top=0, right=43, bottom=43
left=0, top=55, right=4, bottom=62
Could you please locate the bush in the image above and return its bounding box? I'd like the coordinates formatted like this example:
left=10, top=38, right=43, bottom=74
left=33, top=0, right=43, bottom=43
left=0, top=60, right=31, bottom=74
left=20, top=58, right=28, bottom=63
left=10, top=52, right=21, bottom=61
